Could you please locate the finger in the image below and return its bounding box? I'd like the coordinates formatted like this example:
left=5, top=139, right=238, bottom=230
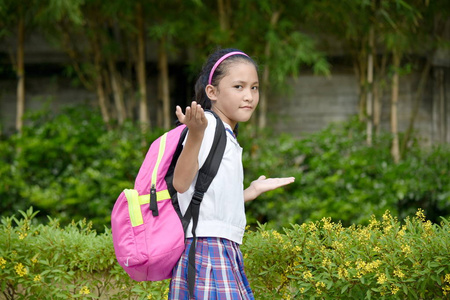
left=185, top=106, right=191, bottom=121
left=195, top=104, right=204, bottom=121
left=189, top=101, right=198, bottom=119
left=275, top=177, right=295, bottom=187
left=258, top=175, right=266, bottom=180
left=175, top=106, right=185, bottom=123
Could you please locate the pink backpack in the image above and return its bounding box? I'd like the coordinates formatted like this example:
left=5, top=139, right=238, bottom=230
left=111, top=111, right=226, bottom=286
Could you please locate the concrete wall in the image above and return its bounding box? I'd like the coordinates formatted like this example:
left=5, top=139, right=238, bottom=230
left=1, top=32, right=449, bottom=144
left=268, top=68, right=450, bottom=146
left=1, top=67, right=449, bottom=146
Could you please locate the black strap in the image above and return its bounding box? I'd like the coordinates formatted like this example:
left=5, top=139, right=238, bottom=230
left=181, top=110, right=227, bottom=298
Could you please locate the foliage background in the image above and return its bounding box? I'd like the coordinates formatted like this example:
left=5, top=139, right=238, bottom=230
left=0, top=105, right=449, bottom=231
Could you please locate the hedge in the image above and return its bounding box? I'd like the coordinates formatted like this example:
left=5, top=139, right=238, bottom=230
left=1, top=105, right=449, bottom=231
left=1, top=208, right=449, bottom=299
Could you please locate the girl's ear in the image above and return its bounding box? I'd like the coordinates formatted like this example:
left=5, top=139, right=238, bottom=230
left=205, top=84, right=218, bottom=101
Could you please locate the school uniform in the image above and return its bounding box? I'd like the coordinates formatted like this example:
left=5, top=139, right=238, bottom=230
left=169, top=112, right=254, bottom=300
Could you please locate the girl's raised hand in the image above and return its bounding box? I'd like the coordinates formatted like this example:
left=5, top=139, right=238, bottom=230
left=175, top=101, right=208, bottom=133
left=244, top=175, right=295, bottom=202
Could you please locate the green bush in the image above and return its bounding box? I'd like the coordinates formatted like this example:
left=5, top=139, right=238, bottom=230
left=0, top=105, right=165, bottom=230
left=1, top=105, right=449, bottom=231
left=1, top=208, right=449, bottom=299
left=0, top=208, right=169, bottom=299
left=240, top=119, right=450, bottom=228
left=241, top=210, right=450, bottom=299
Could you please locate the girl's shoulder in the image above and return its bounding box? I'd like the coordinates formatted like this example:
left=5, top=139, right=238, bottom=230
left=204, top=110, right=218, bottom=130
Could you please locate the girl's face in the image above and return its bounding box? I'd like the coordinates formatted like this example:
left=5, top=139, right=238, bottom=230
left=207, top=61, right=259, bottom=129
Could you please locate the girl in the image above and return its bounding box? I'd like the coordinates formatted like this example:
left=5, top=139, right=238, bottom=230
left=169, top=48, right=295, bottom=299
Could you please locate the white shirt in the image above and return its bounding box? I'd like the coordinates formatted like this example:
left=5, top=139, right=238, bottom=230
left=177, top=112, right=246, bottom=244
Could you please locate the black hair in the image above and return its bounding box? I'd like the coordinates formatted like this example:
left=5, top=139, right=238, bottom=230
left=194, top=48, right=258, bottom=109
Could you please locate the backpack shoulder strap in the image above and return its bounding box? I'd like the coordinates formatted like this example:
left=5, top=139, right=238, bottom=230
left=182, top=110, right=227, bottom=297
left=181, top=110, right=226, bottom=232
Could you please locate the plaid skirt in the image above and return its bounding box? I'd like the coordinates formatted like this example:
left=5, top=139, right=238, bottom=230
left=168, top=237, right=254, bottom=300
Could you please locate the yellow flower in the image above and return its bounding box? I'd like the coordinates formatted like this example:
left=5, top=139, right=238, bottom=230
left=14, top=263, right=27, bottom=277
left=383, top=225, right=393, bottom=234
left=377, top=273, right=387, bottom=285
left=303, top=270, right=313, bottom=280
left=338, top=266, right=348, bottom=279
left=422, top=220, right=434, bottom=237
left=382, top=210, right=391, bottom=223
left=321, top=258, right=331, bottom=268
left=309, top=222, right=317, bottom=232
left=272, top=230, right=283, bottom=242
left=332, top=241, right=343, bottom=250
left=31, top=255, right=38, bottom=264
left=316, top=281, right=325, bottom=288
left=443, top=285, right=450, bottom=296
left=415, top=208, right=426, bottom=222
left=365, top=259, right=381, bottom=273
left=369, top=216, right=380, bottom=228
left=321, top=217, right=333, bottom=231
left=299, top=287, right=305, bottom=293
left=401, top=244, right=412, bottom=255
left=147, top=294, right=153, bottom=299
left=315, top=281, right=326, bottom=295
left=33, top=275, right=41, bottom=282
left=0, top=257, right=6, bottom=269
left=394, top=268, right=405, bottom=279
left=79, top=286, right=90, bottom=295
left=444, top=274, right=450, bottom=283
left=391, top=284, right=400, bottom=295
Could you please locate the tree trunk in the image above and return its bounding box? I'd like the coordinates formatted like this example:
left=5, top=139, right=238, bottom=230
left=108, top=59, right=127, bottom=125
left=258, top=10, right=281, bottom=129
left=136, top=3, right=150, bottom=130
left=92, top=34, right=111, bottom=129
left=354, top=49, right=367, bottom=121
left=373, top=53, right=387, bottom=135
left=436, top=68, right=447, bottom=143
left=400, top=59, right=431, bottom=155
left=16, top=15, right=25, bottom=134
left=158, top=36, right=171, bottom=130
left=59, top=25, right=94, bottom=91
left=217, top=0, right=229, bottom=31
left=366, top=26, right=374, bottom=146
left=390, top=51, right=401, bottom=163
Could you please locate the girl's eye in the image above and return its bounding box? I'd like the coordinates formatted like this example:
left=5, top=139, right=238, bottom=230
left=234, top=85, right=243, bottom=89
left=252, top=86, right=259, bottom=91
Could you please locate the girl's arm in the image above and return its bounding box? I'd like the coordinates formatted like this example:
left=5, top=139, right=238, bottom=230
left=173, top=102, right=208, bottom=193
left=244, top=175, right=295, bottom=202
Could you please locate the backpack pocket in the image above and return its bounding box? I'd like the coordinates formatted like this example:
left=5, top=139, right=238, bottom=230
left=112, top=190, right=149, bottom=281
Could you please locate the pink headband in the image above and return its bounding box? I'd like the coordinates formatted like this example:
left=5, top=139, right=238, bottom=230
left=208, top=51, right=249, bottom=85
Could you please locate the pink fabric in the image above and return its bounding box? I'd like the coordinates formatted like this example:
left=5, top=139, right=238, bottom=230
left=111, top=125, right=187, bottom=281
left=208, top=51, right=249, bottom=85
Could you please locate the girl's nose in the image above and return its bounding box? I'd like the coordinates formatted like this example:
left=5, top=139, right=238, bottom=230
left=244, top=88, right=253, bottom=102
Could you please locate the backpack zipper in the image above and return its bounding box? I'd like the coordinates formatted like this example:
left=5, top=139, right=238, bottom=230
left=150, top=133, right=168, bottom=216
